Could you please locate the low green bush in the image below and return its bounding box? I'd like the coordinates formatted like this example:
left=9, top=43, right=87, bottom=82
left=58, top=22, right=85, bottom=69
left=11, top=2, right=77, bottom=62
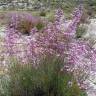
left=36, top=22, right=44, bottom=30
left=40, top=11, right=46, bottom=17
left=0, top=56, right=87, bottom=96
left=76, top=25, right=86, bottom=38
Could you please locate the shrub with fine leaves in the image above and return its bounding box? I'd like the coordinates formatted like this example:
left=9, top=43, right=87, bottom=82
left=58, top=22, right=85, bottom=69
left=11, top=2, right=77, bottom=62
left=7, top=56, right=86, bottom=96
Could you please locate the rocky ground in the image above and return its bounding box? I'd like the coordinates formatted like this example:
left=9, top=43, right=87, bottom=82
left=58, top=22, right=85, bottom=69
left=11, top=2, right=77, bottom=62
left=82, top=18, right=96, bottom=96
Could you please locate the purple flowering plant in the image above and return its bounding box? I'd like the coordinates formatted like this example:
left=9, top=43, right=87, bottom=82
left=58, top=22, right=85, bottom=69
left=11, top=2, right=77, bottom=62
left=2, top=5, right=96, bottom=92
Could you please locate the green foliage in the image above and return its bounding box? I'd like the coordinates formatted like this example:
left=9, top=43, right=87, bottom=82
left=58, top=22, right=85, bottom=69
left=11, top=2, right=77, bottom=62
left=36, top=22, right=44, bottom=30
left=40, top=11, right=46, bottom=17
left=80, top=91, right=87, bottom=96
left=4, top=56, right=87, bottom=96
left=0, top=75, right=10, bottom=96
left=76, top=25, right=86, bottom=38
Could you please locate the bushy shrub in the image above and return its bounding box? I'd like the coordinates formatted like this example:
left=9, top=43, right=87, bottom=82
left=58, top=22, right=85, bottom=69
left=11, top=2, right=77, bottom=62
left=36, top=22, right=44, bottom=31
left=3, top=5, right=94, bottom=96
left=76, top=25, right=86, bottom=38
left=40, top=11, right=46, bottom=17
left=5, top=5, right=95, bottom=90
left=7, top=56, right=86, bottom=96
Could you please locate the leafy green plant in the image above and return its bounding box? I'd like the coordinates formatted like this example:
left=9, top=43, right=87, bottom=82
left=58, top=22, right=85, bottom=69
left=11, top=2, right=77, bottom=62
left=36, top=22, right=44, bottom=30
left=40, top=11, right=46, bottom=17
left=6, top=55, right=87, bottom=96
left=80, top=91, right=87, bottom=96
left=76, top=25, right=86, bottom=38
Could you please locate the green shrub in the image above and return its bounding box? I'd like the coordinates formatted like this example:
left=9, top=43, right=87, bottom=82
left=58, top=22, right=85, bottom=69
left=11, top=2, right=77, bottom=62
left=40, top=11, right=46, bottom=17
left=36, top=22, right=44, bottom=30
left=6, top=56, right=87, bottom=96
left=76, top=25, right=86, bottom=38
